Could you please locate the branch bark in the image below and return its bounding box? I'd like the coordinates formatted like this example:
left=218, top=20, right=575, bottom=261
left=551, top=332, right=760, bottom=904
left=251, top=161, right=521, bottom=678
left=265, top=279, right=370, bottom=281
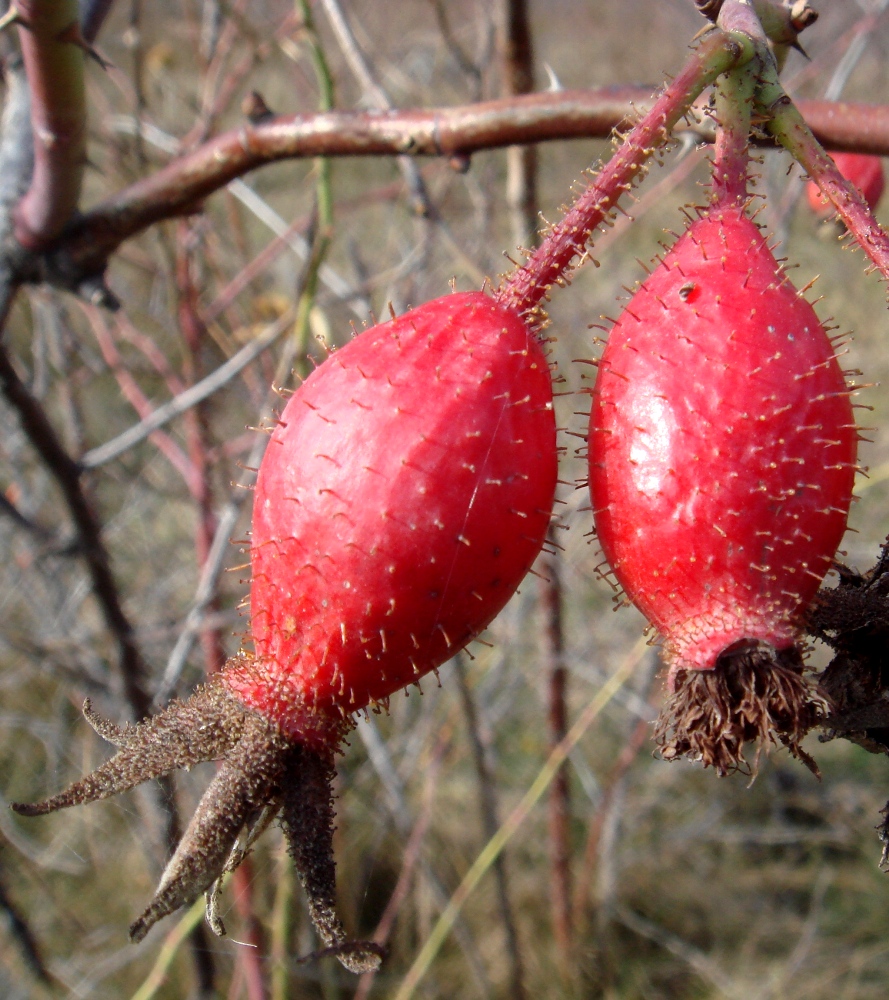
left=13, top=0, right=86, bottom=248
left=30, top=89, right=887, bottom=294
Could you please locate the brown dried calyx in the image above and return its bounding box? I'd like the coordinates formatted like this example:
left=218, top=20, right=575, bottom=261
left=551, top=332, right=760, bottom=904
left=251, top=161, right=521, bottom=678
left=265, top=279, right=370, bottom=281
left=11, top=669, right=383, bottom=974
left=654, top=644, right=826, bottom=777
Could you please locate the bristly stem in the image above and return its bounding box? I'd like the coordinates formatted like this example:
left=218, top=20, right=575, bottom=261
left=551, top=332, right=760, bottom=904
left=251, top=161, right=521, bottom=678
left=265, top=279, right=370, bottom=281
left=762, top=75, right=889, bottom=284
left=493, top=30, right=751, bottom=321
left=711, top=62, right=758, bottom=207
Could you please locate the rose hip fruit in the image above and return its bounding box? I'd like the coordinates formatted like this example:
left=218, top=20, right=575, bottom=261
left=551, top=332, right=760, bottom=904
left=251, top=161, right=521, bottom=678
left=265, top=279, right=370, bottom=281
left=226, top=290, right=557, bottom=741
left=589, top=203, right=857, bottom=771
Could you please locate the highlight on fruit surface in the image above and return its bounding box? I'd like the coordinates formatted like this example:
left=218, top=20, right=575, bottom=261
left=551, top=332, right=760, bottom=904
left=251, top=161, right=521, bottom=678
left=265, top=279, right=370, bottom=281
left=588, top=201, right=858, bottom=774
left=12, top=290, right=558, bottom=968
left=806, top=151, right=885, bottom=220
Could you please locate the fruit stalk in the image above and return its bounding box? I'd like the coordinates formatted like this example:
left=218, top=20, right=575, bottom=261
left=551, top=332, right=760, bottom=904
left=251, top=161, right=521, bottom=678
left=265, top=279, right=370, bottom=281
left=710, top=63, right=757, bottom=207
left=495, top=29, right=751, bottom=320
left=760, top=65, right=889, bottom=282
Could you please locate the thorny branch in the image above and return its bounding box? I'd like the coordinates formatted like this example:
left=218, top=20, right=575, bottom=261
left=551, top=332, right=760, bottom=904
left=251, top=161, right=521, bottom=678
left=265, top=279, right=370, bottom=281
left=12, top=0, right=86, bottom=249
left=12, top=90, right=889, bottom=297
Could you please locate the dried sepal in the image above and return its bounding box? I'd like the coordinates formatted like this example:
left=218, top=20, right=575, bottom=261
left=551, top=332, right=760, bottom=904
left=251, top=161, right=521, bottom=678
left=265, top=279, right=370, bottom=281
left=129, top=711, right=290, bottom=942
left=280, top=747, right=384, bottom=974
left=205, top=799, right=282, bottom=937
left=654, top=645, right=826, bottom=777
left=807, top=540, right=889, bottom=756
left=11, top=680, right=249, bottom=817
left=11, top=668, right=382, bottom=971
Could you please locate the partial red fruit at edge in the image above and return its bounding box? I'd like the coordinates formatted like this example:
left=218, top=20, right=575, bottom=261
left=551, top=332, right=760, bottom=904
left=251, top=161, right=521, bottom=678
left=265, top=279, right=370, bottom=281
left=589, top=205, right=857, bottom=675
left=225, top=291, right=557, bottom=741
left=806, top=152, right=885, bottom=217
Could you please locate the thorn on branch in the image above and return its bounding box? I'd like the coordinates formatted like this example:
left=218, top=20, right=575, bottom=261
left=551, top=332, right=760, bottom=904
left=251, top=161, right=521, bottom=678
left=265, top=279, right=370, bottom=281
left=242, top=91, right=275, bottom=125
left=695, top=0, right=724, bottom=21
left=77, top=274, right=120, bottom=310
left=0, top=7, right=27, bottom=33
left=55, top=21, right=111, bottom=69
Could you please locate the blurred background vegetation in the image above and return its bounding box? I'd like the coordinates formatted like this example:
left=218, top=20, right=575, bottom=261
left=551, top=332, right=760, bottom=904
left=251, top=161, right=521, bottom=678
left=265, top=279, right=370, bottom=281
left=3, top=0, right=889, bottom=997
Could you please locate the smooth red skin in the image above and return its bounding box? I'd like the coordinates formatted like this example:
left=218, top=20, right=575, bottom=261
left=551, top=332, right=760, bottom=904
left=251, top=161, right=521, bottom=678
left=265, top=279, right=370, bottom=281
left=589, top=206, right=856, bottom=674
left=224, top=291, right=556, bottom=741
left=807, top=152, right=885, bottom=217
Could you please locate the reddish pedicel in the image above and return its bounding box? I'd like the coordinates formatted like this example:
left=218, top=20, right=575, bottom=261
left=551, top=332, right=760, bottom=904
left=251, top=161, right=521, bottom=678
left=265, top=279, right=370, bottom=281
left=807, top=151, right=885, bottom=218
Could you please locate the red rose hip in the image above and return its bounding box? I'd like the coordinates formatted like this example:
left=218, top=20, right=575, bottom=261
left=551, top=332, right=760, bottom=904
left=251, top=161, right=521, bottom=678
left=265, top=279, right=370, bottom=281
left=589, top=204, right=857, bottom=682
left=226, top=290, right=557, bottom=739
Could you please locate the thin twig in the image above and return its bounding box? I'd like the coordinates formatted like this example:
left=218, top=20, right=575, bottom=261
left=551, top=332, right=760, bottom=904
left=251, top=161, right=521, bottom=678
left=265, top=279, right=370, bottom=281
left=317, top=0, right=433, bottom=217
left=355, top=715, right=492, bottom=999
left=823, top=1, right=889, bottom=103
left=393, top=636, right=647, bottom=1000
left=352, top=740, right=442, bottom=1000
left=104, top=115, right=368, bottom=316
left=0, top=859, right=54, bottom=986
left=0, top=342, right=151, bottom=718
left=79, top=307, right=296, bottom=470
left=0, top=491, right=67, bottom=547
left=0, top=53, right=33, bottom=314
left=83, top=305, right=196, bottom=489
left=80, top=0, right=116, bottom=43
left=614, top=906, right=746, bottom=1000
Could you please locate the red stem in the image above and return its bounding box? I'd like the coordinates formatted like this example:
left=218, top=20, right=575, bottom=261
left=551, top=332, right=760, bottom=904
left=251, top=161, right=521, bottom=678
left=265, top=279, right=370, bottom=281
left=541, top=540, right=573, bottom=970
left=84, top=306, right=197, bottom=490
left=14, top=0, right=86, bottom=248
left=493, top=31, right=746, bottom=319
left=39, top=90, right=889, bottom=282
left=231, top=862, right=269, bottom=1000
left=176, top=225, right=227, bottom=675
left=764, top=91, right=889, bottom=284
